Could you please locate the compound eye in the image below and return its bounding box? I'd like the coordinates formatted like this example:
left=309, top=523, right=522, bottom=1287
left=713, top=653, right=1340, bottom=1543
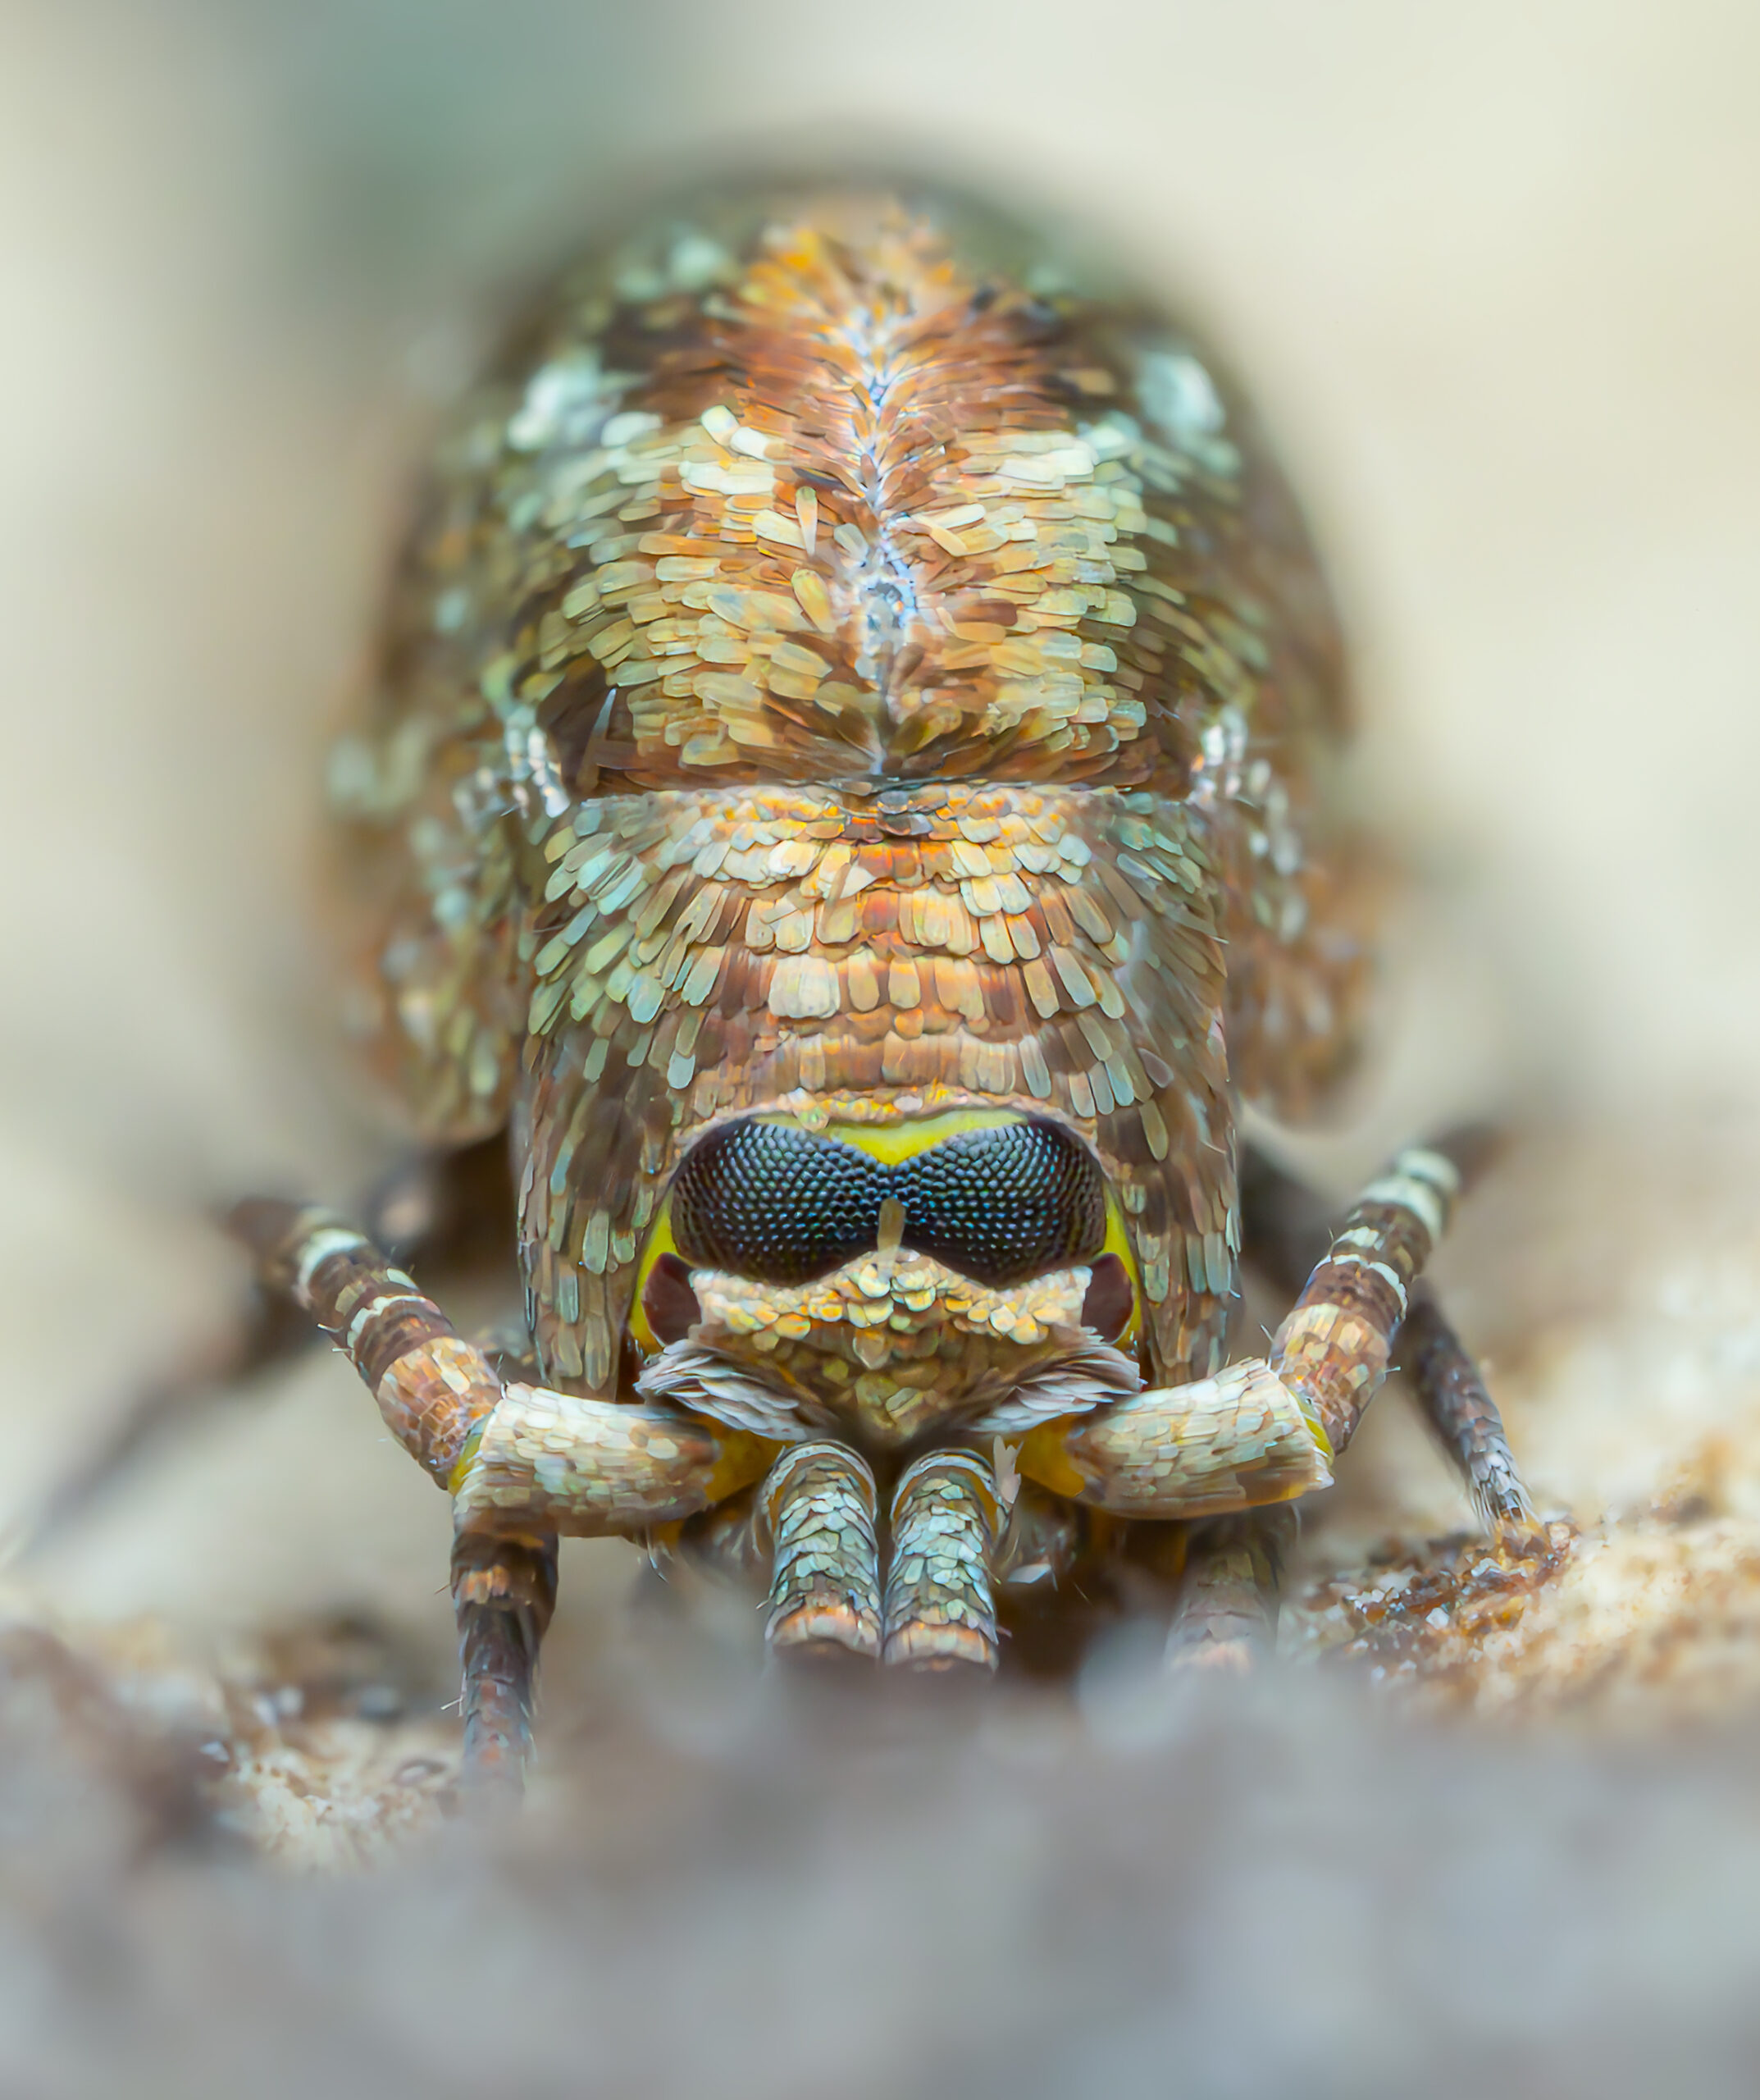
left=902, top=1118, right=1108, bottom=1289
left=668, top=1119, right=883, bottom=1286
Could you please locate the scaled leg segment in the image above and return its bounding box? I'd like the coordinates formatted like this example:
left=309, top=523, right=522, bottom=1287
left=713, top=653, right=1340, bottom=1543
left=1241, top=1139, right=1543, bottom=1546
left=759, top=1442, right=882, bottom=1663
left=1398, top=1284, right=1544, bottom=1547
left=882, top=1450, right=1003, bottom=1673
left=1270, top=1145, right=1462, bottom=1459
left=1017, top=1358, right=1332, bottom=1518
left=230, top=1200, right=773, bottom=1535
left=230, top=1200, right=500, bottom=1486
left=451, top=1531, right=558, bottom=1799
left=230, top=1198, right=772, bottom=1794
left=1165, top=1508, right=1296, bottom=1673
left=1015, top=1144, right=1468, bottom=1519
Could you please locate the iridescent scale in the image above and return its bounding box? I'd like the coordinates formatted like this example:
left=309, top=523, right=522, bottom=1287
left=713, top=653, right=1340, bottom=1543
left=333, top=180, right=1372, bottom=1400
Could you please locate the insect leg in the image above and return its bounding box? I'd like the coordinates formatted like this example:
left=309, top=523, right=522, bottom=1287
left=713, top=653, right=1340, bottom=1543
left=758, top=1442, right=882, bottom=1664
left=1014, top=1357, right=1332, bottom=1518
left=882, top=1449, right=1003, bottom=1673
left=229, top=1200, right=500, bottom=1485
left=1165, top=1507, right=1297, bottom=1672
left=450, top=1528, right=558, bottom=1800
left=233, top=1201, right=772, bottom=1531
left=38, top=1143, right=522, bottom=1550
left=1015, top=1143, right=1482, bottom=1518
left=1397, top=1283, right=1547, bottom=1549
left=235, top=1200, right=781, bottom=1792
left=1269, top=1144, right=1466, bottom=1461
left=1243, top=1137, right=1543, bottom=1545
left=454, top=1381, right=770, bottom=1534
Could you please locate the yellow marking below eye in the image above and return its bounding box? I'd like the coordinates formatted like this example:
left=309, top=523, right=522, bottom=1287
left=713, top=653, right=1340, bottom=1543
left=1099, top=1194, right=1144, bottom=1354
left=627, top=1202, right=682, bottom=1358
left=704, top=1431, right=782, bottom=1503
left=448, top=1418, right=489, bottom=1496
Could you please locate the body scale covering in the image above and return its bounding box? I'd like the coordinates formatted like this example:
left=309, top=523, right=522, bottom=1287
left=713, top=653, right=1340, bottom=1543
left=332, top=182, right=1370, bottom=1400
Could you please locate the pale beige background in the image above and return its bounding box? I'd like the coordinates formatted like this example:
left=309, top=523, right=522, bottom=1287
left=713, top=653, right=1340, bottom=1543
left=2, top=0, right=1758, bottom=1661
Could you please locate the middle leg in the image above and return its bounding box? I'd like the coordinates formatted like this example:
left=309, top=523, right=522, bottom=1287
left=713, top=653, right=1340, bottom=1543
left=450, top=1529, right=559, bottom=1800
left=758, top=1442, right=882, bottom=1664
left=882, top=1449, right=1004, bottom=1673
left=1242, top=1139, right=1542, bottom=1548
left=1163, top=1508, right=1297, bottom=1672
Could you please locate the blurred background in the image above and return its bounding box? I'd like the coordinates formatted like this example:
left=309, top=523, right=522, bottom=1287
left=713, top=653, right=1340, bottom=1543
left=3, top=0, right=1760, bottom=2091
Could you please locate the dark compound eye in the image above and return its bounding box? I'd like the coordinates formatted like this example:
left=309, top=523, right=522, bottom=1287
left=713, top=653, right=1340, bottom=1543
left=902, top=1118, right=1107, bottom=1288
left=667, top=1114, right=1111, bottom=1294
left=668, top=1119, right=883, bottom=1286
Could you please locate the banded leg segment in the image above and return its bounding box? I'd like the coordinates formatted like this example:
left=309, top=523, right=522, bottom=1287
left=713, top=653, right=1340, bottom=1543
left=233, top=1198, right=774, bottom=1797
left=1010, top=1144, right=1471, bottom=1521
left=229, top=1200, right=499, bottom=1486
left=451, top=1530, right=558, bottom=1798
left=882, top=1451, right=1003, bottom=1673
left=1271, top=1146, right=1462, bottom=1460
left=233, top=1200, right=773, bottom=1536
left=1399, top=1285, right=1543, bottom=1545
left=759, top=1443, right=882, bottom=1663
left=1240, top=1143, right=1542, bottom=1544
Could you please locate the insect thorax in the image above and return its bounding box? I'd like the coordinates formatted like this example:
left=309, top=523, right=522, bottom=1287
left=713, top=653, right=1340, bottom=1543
left=335, top=179, right=1366, bottom=1417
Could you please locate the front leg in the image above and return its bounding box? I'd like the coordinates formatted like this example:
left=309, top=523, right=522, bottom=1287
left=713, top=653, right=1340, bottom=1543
left=882, top=1450, right=1005, bottom=1673
left=231, top=1201, right=773, bottom=1792
left=228, top=1199, right=502, bottom=1487
left=757, top=1442, right=882, bottom=1664
left=1013, top=1145, right=1471, bottom=1522
left=1061, top=1141, right=1545, bottom=1679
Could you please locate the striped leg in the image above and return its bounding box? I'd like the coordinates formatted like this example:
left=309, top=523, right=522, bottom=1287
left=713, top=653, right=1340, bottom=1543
left=1013, top=1144, right=1475, bottom=1523
left=228, top=1200, right=500, bottom=1486
left=1398, top=1284, right=1546, bottom=1551
left=1270, top=1145, right=1465, bottom=1461
left=30, top=1148, right=519, bottom=1551
left=759, top=1443, right=882, bottom=1664
left=451, top=1530, right=558, bottom=1801
left=230, top=1200, right=773, bottom=1794
left=1242, top=1139, right=1542, bottom=1546
left=231, top=1201, right=771, bottom=1532
left=882, top=1450, right=1003, bottom=1673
